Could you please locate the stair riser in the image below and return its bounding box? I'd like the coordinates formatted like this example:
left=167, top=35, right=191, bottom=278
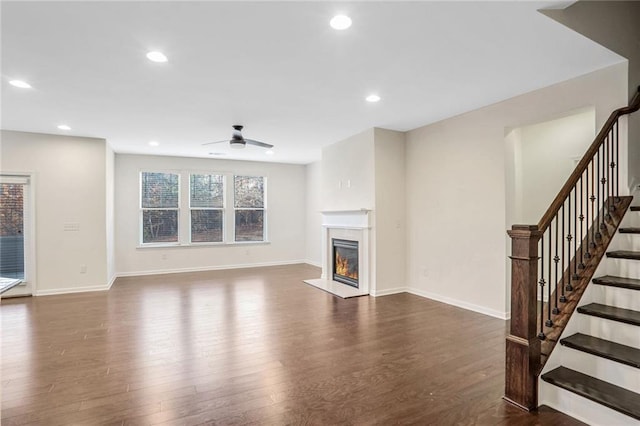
left=558, top=348, right=640, bottom=393
left=603, top=258, right=640, bottom=280
left=539, top=380, right=640, bottom=426
left=615, top=235, right=640, bottom=251
left=577, top=314, right=640, bottom=349
left=590, top=285, right=640, bottom=311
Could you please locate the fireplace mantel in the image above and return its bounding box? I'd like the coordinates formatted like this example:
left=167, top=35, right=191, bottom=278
left=320, top=209, right=371, bottom=229
left=304, top=209, right=372, bottom=298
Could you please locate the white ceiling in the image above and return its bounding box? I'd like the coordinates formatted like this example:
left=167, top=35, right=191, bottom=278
left=1, top=1, right=624, bottom=164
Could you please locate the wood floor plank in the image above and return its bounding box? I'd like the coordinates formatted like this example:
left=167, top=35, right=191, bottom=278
left=1, top=264, right=583, bottom=425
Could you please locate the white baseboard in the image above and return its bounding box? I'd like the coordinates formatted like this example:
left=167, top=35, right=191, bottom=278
left=116, top=259, right=308, bottom=278
left=370, top=286, right=408, bottom=297
left=35, top=284, right=111, bottom=297
left=406, top=287, right=510, bottom=320
left=305, top=259, right=322, bottom=268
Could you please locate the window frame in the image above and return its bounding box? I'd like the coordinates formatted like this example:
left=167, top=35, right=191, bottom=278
left=137, top=170, right=269, bottom=248
left=139, top=171, right=181, bottom=246
left=232, top=175, right=267, bottom=243
left=188, top=173, right=225, bottom=245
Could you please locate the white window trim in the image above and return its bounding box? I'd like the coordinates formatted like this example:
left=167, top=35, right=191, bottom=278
left=139, top=170, right=181, bottom=246
left=137, top=170, right=269, bottom=249
left=233, top=175, right=267, bottom=243
left=189, top=173, right=225, bottom=244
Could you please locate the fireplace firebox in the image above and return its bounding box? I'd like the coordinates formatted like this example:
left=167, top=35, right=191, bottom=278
left=332, top=239, right=359, bottom=288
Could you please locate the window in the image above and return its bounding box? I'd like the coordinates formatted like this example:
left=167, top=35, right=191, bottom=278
left=190, top=174, right=224, bottom=243
left=140, top=172, right=179, bottom=244
left=139, top=171, right=267, bottom=246
left=234, top=176, right=265, bottom=242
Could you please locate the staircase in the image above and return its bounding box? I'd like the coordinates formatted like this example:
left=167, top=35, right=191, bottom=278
left=504, top=86, right=640, bottom=423
left=539, top=203, right=640, bottom=424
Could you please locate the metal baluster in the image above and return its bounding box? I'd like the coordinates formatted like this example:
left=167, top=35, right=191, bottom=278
left=553, top=213, right=560, bottom=315
left=572, top=185, right=579, bottom=281
left=596, top=146, right=602, bottom=240
left=546, top=227, right=553, bottom=327
left=615, top=120, right=619, bottom=202
left=560, top=203, right=567, bottom=303
left=590, top=159, right=596, bottom=248
left=585, top=165, right=591, bottom=260
left=578, top=175, right=585, bottom=269
left=538, top=233, right=546, bottom=340
left=606, top=132, right=612, bottom=218
left=566, top=191, right=574, bottom=292
left=601, top=141, right=607, bottom=228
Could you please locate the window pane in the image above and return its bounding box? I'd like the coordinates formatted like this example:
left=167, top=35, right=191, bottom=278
left=0, top=184, right=24, bottom=279
left=234, top=176, right=264, bottom=208
left=235, top=210, right=264, bottom=241
left=191, top=210, right=223, bottom=243
left=141, top=172, right=179, bottom=208
left=142, top=210, right=178, bottom=243
left=190, top=174, right=223, bottom=208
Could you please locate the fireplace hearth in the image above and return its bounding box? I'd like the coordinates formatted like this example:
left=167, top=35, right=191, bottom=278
left=332, top=239, right=359, bottom=288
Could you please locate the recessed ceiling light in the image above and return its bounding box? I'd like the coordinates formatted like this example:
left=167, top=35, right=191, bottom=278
left=209, top=152, right=227, bottom=156
left=9, top=80, right=32, bottom=89
left=265, top=150, right=274, bottom=155
left=330, top=15, right=352, bottom=30
left=366, top=94, right=381, bottom=103
left=148, top=141, right=159, bottom=147
left=146, top=51, right=168, bottom=63
left=57, top=124, right=71, bottom=131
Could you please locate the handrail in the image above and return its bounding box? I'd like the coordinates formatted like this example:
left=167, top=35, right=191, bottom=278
left=538, top=86, right=640, bottom=231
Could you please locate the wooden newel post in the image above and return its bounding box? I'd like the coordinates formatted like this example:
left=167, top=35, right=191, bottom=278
left=504, top=224, right=542, bottom=411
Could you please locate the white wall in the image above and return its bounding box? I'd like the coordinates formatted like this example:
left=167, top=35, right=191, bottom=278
left=405, top=63, right=627, bottom=319
left=321, top=129, right=375, bottom=211
left=517, top=108, right=596, bottom=224
left=114, top=154, right=306, bottom=275
left=373, top=128, right=406, bottom=294
left=0, top=130, right=109, bottom=294
left=305, top=161, right=322, bottom=266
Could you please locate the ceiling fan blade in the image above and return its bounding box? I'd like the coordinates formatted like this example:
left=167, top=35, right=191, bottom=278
left=201, top=140, right=229, bottom=146
left=245, top=139, right=274, bottom=149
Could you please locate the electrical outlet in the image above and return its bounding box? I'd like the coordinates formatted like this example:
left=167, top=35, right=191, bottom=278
left=80, top=264, right=87, bottom=274
left=161, top=254, right=167, bottom=260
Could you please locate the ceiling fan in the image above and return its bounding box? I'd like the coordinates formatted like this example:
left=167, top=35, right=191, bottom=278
left=202, top=125, right=274, bottom=150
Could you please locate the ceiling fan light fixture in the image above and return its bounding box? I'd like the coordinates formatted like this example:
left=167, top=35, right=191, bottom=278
left=229, top=140, right=245, bottom=149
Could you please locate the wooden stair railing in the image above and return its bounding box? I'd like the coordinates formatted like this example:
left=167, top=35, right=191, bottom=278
left=504, top=86, right=640, bottom=411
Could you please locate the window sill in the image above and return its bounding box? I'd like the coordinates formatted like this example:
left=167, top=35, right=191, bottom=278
left=137, top=241, right=271, bottom=249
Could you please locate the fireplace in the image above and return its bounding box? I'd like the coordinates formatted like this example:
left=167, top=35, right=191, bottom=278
left=332, top=239, right=359, bottom=288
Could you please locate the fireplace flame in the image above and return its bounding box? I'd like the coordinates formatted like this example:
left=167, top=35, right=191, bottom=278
left=335, top=252, right=358, bottom=280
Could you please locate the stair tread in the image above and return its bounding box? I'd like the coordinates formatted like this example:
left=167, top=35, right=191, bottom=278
left=541, top=366, right=640, bottom=420
left=592, top=275, right=640, bottom=290
left=619, top=227, right=640, bottom=234
left=606, top=250, right=640, bottom=260
left=578, top=303, right=640, bottom=326
left=561, top=333, right=640, bottom=369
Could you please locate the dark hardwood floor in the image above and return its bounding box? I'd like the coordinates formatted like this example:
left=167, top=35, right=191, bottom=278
left=1, top=264, right=583, bottom=425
